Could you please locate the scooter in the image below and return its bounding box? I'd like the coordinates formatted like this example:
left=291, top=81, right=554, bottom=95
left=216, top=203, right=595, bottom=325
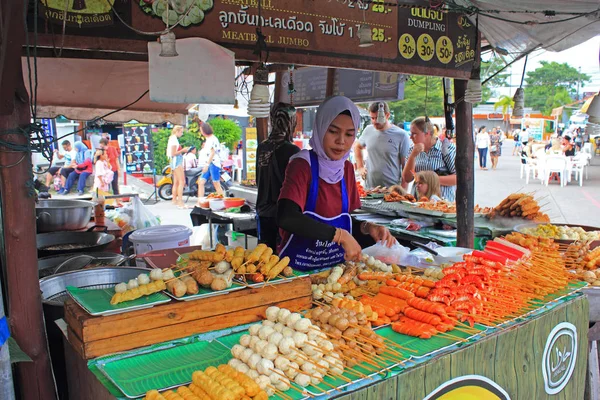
left=157, top=165, right=231, bottom=201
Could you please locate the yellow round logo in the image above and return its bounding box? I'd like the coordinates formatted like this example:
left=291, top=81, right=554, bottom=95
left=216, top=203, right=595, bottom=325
left=398, top=34, right=416, bottom=60
left=436, top=36, right=454, bottom=64
left=417, top=34, right=435, bottom=62
left=424, top=375, right=511, bottom=400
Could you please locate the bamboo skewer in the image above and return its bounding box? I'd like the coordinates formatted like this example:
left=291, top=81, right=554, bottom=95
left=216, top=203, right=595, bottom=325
left=284, top=366, right=340, bottom=391
left=266, top=384, right=293, bottom=400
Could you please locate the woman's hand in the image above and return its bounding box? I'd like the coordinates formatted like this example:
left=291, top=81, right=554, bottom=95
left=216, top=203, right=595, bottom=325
left=367, top=223, right=397, bottom=247
left=201, top=165, right=208, bottom=173
left=338, top=229, right=362, bottom=261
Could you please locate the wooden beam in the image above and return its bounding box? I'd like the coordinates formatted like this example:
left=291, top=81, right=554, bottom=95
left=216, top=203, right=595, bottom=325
left=454, top=79, right=474, bottom=248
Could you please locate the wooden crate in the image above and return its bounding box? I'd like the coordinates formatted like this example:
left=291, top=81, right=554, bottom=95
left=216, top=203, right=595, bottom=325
left=65, top=277, right=311, bottom=359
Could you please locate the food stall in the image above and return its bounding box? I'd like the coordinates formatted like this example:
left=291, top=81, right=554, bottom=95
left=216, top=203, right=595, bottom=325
left=1, top=1, right=597, bottom=399
left=53, top=237, right=591, bottom=400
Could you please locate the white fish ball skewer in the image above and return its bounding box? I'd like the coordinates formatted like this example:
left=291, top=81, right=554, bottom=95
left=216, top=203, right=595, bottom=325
left=239, top=334, right=251, bottom=347
left=248, top=324, right=261, bottom=336
left=277, top=309, right=291, bottom=324
left=286, top=313, right=302, bottom=328
left=265, top=306, right=280, bottom=322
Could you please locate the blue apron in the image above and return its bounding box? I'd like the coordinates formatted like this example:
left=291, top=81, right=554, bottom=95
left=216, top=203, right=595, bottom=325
left=280, top=151, right=352, bottom=271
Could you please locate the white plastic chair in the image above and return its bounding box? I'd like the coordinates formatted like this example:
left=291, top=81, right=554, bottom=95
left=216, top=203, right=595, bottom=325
left=544, top=156, right=567, bottom=187
left=572, top=157, right=586, bottom=186
left=519, top=155, right=528, bottom=179
left=521, top=156, right=543, bottom=184
left=583, top=143, right=592, bottom=157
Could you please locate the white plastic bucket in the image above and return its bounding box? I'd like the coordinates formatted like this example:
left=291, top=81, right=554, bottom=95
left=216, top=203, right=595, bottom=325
left=129, top=225, right=193, bottom=267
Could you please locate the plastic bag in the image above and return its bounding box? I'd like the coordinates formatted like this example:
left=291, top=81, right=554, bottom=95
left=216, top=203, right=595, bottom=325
left=362, top=242, right=411, bottom=265
left=132, top=196, right=160, bottom=229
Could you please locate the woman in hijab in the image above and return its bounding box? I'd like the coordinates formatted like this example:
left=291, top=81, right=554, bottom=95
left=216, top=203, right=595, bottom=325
left=60, top=142, right=93, bottom=195
left=277, top=96, right=395, bottom=271
left=256, top=102, right=300, bottom=250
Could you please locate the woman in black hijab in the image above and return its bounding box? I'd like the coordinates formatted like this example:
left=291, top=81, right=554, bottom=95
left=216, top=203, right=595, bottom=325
left=256, top=103, right=300, bottom=250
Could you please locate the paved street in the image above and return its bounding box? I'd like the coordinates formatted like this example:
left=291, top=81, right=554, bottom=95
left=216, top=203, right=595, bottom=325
left=473, top=140, right=600, bottom=226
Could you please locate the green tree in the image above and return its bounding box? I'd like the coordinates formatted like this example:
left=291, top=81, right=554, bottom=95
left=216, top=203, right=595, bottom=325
left=388, top=76, right=444, bottom=125
left=481, top=56, right=510, bottom=103
left=524, top=61, right=591, bottom=115
left=207, top=118, right=242, bottom=151
left=151, top=127, right=204, bottom=172
left=493, top=95, right=515, bottom=133
left=494, top=95, right=514, bottom=115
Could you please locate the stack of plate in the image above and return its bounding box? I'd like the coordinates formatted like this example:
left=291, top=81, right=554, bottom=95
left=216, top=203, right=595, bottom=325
left=247, top=99, right=270, bottom=118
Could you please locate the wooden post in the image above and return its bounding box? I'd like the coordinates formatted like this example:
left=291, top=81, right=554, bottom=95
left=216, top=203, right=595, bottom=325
left=0, top=0, right=57, bottom=397
left=454, top=79, right=474, bottom=248
left=256, top=118, right=269, bottom=143
left=326, top=68, right=336, bottom=97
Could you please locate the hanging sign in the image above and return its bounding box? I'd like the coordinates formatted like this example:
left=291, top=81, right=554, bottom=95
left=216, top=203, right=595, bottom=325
left=424, top=375, right=511, bottom=400
left=278, top=67, right=405, bottom=106
left=132, top=1, right=478, bottom=78
left=123, top=123, right=154, bottom=174
left=39, top=0, right=116, bottom=28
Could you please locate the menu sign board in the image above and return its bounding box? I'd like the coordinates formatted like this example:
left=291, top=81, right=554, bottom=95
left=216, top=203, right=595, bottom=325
left=278, top=67, right=405, bottom=106
left=132, top=1, right=477, bottom=78
left=123, top=123, right=154, bottom=174
left=244, top=127, right=258, bottom=180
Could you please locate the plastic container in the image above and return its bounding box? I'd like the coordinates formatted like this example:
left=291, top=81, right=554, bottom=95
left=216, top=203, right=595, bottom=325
left=226, top=231, right=258, bottom=249
left=129, top=225, right=192, bottom=267
left=209, top=199, right=225, bottom=211
left=223, top=198, right=245, bottom=208
left=197, top=197, right=210, bottom=209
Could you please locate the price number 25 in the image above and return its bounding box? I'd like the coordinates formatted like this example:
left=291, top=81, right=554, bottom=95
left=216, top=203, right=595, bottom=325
left=372, top=28, right=385, bottom=42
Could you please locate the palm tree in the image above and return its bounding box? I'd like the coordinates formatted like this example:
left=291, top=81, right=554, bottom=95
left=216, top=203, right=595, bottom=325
left=494, top=95, right=515, bottom=134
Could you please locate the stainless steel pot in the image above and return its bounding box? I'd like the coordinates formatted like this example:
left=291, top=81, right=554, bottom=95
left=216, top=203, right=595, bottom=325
left=38, top=252, right=129, bottom=279
left=39, top=267, right=150, bottom=307
left=36, top=199, right=95, bottom=232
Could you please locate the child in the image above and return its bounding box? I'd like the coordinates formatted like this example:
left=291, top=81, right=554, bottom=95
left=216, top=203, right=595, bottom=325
left=415, top=171, right=442, bottom=202
left=93, top=149, right=114, bottom=192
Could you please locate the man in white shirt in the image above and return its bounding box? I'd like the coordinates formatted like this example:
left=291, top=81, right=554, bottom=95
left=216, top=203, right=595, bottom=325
left=197, top=122, right=224, bottom=201
left=45, top=140, right=77, bottom=189
left=353, top=102, right=411, bottom=189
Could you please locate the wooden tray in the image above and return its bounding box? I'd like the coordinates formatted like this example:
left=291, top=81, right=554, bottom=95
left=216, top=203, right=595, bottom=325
left=65, top=277, right=312, bottom=359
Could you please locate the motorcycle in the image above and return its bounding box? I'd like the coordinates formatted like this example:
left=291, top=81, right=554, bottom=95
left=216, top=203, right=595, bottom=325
left=157, top=165, right=231, bottom=201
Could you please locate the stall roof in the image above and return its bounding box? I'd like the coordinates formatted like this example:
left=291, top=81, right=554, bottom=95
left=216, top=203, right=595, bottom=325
left=456, top=1, right=600, bottom=53
left=22, top=57, right=192, bottom=124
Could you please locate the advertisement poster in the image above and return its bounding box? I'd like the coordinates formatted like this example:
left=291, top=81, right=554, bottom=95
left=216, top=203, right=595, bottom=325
left=245, top=127, right=258, bottom=180
left=123, top=123, right=154, bottom=174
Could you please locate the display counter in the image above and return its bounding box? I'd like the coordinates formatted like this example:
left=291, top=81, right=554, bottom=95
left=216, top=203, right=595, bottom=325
left=61, top=292, right=588, bottom=399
